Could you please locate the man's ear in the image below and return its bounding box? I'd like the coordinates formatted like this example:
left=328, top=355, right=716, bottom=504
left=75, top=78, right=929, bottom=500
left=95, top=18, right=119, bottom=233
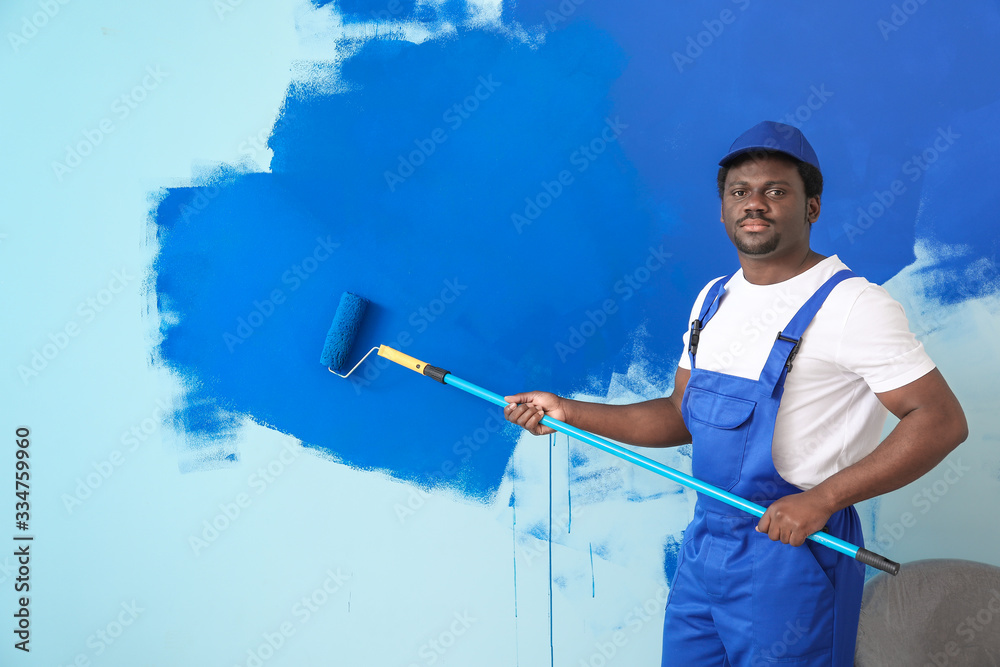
left=807, top=196, right=821, bottom=224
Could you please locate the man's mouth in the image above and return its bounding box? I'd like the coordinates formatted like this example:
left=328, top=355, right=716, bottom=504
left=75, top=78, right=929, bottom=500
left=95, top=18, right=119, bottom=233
left=740, top=220, right=771, bottom=232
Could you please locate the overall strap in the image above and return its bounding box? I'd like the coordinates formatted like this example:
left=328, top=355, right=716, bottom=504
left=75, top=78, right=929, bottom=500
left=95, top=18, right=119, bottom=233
left=688, top=273, right=735, bottom=369
left=759, top=269, right=857, bottom=395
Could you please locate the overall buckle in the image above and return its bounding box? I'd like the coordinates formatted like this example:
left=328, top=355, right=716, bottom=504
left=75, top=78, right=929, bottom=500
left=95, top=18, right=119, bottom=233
left=776, top=332, right=801, bottom=371
left=689, top=319, right=703, bottom=355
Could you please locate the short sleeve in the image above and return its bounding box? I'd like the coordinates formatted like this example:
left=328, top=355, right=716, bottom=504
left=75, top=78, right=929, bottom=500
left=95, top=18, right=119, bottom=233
left=836, top=285, right=936, bottom=394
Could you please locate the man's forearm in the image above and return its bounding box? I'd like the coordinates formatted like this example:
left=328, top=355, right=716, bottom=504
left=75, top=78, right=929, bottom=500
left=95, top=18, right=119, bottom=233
left=561, top=397, right=691, bottom=448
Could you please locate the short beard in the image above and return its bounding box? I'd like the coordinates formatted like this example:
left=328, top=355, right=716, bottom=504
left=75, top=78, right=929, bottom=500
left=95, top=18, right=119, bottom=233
left=735, top=233, right=780, bottom=256
left=733, top=214, right=780, bottom=256
left=732, top=210, right=810, bottom=256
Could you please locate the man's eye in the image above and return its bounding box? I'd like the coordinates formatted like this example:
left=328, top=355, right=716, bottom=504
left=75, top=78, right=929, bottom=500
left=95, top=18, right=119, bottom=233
left=731, top=190, right=746, bottom=197
left=768, top=189, right=785, bottom=196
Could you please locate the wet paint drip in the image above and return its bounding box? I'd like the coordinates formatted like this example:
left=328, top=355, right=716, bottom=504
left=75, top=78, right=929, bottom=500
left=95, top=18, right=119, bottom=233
left=548, top=432, right=554, bottom=667
left=566, top=435, right=572, bottom=534
left=590, top=542, right=595, bottom=598
left=510, top=480, right=519, bottom=666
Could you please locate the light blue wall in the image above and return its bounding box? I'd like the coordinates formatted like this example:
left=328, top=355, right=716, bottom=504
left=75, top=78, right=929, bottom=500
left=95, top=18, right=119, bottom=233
left=2, top=0, right=998, bottom=664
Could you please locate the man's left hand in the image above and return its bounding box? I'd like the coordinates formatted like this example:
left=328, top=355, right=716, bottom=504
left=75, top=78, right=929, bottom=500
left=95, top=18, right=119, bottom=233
left=755, top=489, right=836, bottom=547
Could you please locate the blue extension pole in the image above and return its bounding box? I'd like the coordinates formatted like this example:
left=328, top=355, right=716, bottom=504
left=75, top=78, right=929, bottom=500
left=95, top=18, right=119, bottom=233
left=441, top=373, right=900, bottom=576
left=360, top=344, right=899, bottom=575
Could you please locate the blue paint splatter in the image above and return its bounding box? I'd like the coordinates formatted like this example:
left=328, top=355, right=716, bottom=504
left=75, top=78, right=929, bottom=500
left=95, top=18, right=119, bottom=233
left=662, top=535, right=682, bottom=588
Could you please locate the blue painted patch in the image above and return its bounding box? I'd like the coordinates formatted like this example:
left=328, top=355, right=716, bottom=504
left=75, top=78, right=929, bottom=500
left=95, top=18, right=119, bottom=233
left=153, top=0, right=1000, bottom=501
left=153, top=24, right=682, bottom=499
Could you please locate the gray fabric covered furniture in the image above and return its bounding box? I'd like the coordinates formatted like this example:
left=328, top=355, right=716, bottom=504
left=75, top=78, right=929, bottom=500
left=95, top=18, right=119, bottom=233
left=855, top=559, right=1000, bottom=666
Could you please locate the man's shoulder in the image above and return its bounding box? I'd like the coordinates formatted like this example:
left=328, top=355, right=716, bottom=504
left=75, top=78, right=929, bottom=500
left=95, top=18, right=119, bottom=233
left=820, top=258, right=904, bottom=313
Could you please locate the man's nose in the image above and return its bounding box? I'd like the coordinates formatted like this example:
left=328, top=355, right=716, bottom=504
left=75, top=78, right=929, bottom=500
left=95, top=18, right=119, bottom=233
left=744, top=189, right=768, bottom=213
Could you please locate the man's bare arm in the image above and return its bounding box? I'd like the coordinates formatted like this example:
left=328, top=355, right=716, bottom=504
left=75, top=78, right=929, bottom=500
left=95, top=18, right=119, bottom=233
left=504, top=367, right=693, bottom=448
left=758, top=368, right=968, bottom=545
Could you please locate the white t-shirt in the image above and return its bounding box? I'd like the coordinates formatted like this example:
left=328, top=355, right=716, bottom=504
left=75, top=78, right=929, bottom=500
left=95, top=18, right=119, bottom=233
left=677, top=255, right=936, bottom=490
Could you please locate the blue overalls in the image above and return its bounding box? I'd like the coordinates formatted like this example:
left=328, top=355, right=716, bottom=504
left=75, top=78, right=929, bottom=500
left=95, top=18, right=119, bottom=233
left=661, top=270, right=866, bottom=666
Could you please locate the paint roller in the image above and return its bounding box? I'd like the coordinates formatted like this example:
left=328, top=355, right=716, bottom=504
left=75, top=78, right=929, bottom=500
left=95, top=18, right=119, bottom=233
left=320, top=291, right=900, bottom=576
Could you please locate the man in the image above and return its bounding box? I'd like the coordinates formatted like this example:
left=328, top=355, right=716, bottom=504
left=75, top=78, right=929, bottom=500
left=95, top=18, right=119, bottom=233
left=503, top=121, right=968, bottom=666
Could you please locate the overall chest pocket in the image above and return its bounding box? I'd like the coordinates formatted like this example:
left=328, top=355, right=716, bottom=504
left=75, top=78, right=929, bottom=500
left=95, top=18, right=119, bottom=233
left=684, top=387, right=756, bottom=492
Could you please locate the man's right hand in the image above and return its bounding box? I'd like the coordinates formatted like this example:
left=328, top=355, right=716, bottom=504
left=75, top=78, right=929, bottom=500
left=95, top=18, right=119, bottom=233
left=504, top=391, right=567, bottom=436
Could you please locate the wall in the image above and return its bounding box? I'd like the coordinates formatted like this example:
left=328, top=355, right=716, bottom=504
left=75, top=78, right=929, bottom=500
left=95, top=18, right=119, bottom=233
left=3, top=0, right=998, bottom=664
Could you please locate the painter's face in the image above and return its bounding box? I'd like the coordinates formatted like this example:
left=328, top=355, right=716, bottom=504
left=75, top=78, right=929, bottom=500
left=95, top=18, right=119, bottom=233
left=720, top=154, right=819, bottom=260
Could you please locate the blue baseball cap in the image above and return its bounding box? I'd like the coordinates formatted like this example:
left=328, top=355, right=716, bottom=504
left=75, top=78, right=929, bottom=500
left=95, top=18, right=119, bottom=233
left=719, top=121, right=821, bottom=171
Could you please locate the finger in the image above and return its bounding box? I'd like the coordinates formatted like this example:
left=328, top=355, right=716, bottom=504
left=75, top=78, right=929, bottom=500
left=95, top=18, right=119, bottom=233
left=515, top=408, right=537, bottom=429
left=504, top=393, right=533, bottom=405
left=527, top=410, right=546, bottom=432
left=767, top=518, right=782, bottom=542
left=505, top=405, right=532, bottom=427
